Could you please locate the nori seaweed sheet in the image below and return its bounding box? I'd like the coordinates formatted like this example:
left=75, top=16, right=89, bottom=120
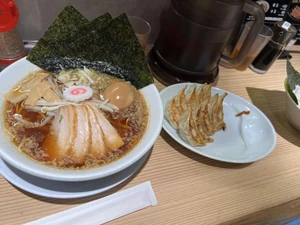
left=55, top=14, right=153, bottom=88
left=69, top=14, right=153, bottom=89
left=26, top=39, right=52, bottom=62
left=42, top=5, right=88, bottom=45
left=28, top=12, right=112, bottom=63
left=27, top=5, right=89, bottom=62
left=54, top=13, right=113, bottom=54
left=26, top=39, right=52, bottom=63
left=27, top=11, right=154, bottom=89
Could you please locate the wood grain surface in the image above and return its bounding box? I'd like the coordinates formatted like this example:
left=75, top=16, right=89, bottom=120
left=1, top=47, right=300, bottom=225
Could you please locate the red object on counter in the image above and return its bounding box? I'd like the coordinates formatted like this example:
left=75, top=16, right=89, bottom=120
left=0, top=52, right=26, bottom=70
left=0, top=0, right=19, bottom=32
left=0, top=0, right=26, bottom=71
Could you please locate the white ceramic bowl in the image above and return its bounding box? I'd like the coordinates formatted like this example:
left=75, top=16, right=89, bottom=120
left=285, top=78, right=300, bottom=131
left=0, top=58, right=163, bottom=182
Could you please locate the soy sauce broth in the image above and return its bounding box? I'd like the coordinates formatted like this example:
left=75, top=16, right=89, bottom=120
left=3, top=74, right=149, bottom=169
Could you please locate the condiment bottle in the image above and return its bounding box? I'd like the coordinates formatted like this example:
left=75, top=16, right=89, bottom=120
left=249, top=21, right=297, bottom=74
left=0, top=0, right=26, bottom=71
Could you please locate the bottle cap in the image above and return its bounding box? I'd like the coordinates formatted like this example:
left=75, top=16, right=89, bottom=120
left=272, top=21, right=297, bottom=45
left=0, top=0, right=19, bottom=32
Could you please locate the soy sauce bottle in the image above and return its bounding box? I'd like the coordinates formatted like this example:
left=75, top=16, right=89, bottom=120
left=249, top=21, right=297, bottom=74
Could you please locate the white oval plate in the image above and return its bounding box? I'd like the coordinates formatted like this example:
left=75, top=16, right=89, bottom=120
left=160, top=83, right=276, bottom=163
left=0, top=150, right=149, bottom=199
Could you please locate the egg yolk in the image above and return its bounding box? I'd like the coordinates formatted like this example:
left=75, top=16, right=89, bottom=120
left=103, top=82, right=134, bottom=110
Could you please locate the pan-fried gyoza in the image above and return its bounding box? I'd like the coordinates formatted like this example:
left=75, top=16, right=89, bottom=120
left=165, top=83, right=227, bottom=147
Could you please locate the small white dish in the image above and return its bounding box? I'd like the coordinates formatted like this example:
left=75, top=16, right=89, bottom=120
left=0, top=150, right=149, bottom=199
left=284, top=78, right=300, bottom=131
left=160, top=83, right=277, bottom=164
left=0, top=58, right=163, bottom=182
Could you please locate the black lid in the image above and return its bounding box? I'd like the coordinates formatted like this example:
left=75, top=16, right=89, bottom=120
left=172, top=0, right=244, bottom=30
left=272, top=21, right=297, bottom=45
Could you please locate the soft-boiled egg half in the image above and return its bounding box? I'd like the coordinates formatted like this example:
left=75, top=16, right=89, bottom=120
left=103, top=82, right=134, bottom=110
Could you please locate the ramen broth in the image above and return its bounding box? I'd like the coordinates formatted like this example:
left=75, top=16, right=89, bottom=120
left=3, top=70, right=149, bottom=169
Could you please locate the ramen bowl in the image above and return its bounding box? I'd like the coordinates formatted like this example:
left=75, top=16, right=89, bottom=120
left=0, top=58, right=164, bottom=182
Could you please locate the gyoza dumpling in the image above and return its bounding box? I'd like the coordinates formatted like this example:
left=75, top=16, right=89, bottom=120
left=207, top=94, right=219, bottom=133
left=179, top=108, right=206, bottom=146
left=196, top=83, right=207, bottom=105
left=200, top=84, right=215, bottom=135
left=165, top=98, right=181, bottom=129
left=164, top=85, right=188, bottom=129
left=193, top=107, right=214, bottom=143
left=186, top=84, right=198, bottom=110
left=203, top=83, right=212, bottom=102
left=175, top=85, right=188, bottom=114
left=214, top=92, right=228, bottom=131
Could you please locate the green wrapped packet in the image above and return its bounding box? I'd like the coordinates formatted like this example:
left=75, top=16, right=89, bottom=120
left=286, top=59, right=300, bottom=105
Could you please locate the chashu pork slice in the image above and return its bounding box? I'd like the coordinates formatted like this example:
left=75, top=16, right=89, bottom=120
left=44, top=105, right=76, bottom=160
left=84, top=105, right=108, bottom=158
left=72, top=105, right=91, bottom=164
left=46, top=104, right=124, bottom=165
left=58, top=105, right=76, bottom=154
left=87, top=104, right=124, bottom=150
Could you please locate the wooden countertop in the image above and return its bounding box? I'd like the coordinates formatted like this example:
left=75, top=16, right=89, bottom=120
left=1, top=46, right=300, bottom=225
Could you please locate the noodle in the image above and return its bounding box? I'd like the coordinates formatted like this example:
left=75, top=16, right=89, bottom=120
left=3, top=70, right=149, bottom=169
